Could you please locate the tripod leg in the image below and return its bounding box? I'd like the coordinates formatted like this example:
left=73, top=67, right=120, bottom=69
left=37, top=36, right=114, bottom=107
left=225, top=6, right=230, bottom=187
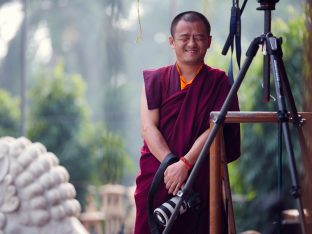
left=276, top=46, right=302, bottom=127
left=276, top=52, right=310, bottom=176
left=268, top=35, right=307, bottom=234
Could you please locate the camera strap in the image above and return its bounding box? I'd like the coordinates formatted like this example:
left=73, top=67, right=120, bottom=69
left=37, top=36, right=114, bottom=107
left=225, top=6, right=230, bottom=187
left=222, top=0, right=248, bottom=84
left=147, top=153, right=178, bottom=234
left=228, top=1, right=241, bottom=84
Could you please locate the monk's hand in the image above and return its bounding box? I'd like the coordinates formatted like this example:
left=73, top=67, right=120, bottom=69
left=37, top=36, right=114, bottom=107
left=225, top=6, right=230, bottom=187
left=164, top=160, right=188, bottom=195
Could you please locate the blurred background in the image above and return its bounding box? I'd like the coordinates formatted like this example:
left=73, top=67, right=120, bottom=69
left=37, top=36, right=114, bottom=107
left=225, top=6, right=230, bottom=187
left=0, top=0, right=311, bottom=233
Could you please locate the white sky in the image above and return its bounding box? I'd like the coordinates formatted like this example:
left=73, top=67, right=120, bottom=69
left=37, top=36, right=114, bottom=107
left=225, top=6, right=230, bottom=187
left=0, top=0, right=52, bottom=63
left=32, top=21, right=52, bottom=63
left=0, top=1, right=23, bottom=60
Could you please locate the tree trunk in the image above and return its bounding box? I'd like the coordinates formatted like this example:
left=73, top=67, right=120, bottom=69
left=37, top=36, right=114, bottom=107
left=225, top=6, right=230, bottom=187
left=302, top=1, right=312, bottom=232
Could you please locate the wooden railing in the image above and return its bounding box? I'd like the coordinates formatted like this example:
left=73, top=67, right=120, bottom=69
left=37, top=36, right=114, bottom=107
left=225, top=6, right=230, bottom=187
left=209, top=111, right=312, bottom=234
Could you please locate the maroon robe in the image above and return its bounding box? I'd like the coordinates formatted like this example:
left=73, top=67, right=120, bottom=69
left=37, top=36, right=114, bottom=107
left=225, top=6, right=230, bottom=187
left=134, top=64, right=240, bottom=234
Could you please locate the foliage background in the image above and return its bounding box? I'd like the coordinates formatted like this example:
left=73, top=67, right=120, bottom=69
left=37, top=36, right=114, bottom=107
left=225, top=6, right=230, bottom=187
left=0, top=0, right=310, bottom=232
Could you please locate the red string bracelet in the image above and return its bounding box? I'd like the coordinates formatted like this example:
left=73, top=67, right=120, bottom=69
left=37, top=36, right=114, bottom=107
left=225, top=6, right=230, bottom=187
left=180, top=156, right=192, bottom=170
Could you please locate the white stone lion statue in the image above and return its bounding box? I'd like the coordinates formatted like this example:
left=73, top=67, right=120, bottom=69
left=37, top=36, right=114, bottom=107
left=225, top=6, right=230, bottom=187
left=0, top=137, right=89, bottom=234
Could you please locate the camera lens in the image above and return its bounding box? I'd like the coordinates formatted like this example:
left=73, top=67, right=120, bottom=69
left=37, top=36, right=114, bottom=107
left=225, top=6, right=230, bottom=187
left=153, top=196, right=188, bottom=227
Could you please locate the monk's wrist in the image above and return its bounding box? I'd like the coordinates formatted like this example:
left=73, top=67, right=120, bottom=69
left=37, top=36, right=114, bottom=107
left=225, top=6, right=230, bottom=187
left=180, top=156, right=193, bottom=170
left=162, top=152, right=178, bottom=164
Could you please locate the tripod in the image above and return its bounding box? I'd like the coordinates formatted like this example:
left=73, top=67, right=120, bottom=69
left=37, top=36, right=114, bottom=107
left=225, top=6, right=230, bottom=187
left=163, top=2, right=307, bottom=234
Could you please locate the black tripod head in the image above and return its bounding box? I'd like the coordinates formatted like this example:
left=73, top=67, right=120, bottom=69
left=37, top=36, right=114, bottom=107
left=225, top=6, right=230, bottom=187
left=257, top=0, right=279, bottom=11
left=256, top=0, right=280, bottom=33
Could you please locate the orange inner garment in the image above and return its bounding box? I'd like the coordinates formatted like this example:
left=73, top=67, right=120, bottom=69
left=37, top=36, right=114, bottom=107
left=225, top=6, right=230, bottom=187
left=176, top=63, right=203, bottom=90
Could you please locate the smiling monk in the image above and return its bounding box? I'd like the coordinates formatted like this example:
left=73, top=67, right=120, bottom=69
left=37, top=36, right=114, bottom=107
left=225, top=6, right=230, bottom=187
left=134, top=11, right=241, bottom=234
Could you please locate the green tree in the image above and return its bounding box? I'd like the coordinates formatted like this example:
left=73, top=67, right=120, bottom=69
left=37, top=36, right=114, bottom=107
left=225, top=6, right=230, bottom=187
left=27, top=62, right=133, bottom=206
left=0, top=0, right=137, bottom=168
left=0, top=89, right=19, bottom=137
left=85, top=123, right=134, bottom=184
left=27, top=62, right=91, bottom=203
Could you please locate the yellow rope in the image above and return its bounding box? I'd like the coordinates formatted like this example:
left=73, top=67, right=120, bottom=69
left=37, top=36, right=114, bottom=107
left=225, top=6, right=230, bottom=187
left=136, top=0, right=143, bottom=43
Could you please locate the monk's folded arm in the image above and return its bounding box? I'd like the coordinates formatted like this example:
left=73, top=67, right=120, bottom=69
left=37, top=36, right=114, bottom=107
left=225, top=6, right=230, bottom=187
left=183, top=128, right=210, bottom=165
left=140, top=86, right=171, bottom=162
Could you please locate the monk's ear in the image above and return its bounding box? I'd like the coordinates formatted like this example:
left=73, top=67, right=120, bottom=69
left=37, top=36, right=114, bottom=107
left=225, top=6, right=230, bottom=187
left=169, top=36, right=175, bottom=49
left=207, top=35, right=212, bottom=48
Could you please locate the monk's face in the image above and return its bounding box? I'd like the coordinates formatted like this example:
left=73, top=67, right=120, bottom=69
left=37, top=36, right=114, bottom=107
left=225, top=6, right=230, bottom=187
left=169, top=20, right=211, bottom=66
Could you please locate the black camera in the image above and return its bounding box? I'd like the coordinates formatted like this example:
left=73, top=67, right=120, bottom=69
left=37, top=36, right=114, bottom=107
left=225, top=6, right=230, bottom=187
left=153, top=191, right=201, bottom=227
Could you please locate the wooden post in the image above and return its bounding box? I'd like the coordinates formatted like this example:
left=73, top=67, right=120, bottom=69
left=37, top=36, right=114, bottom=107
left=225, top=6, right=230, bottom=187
left=210, top=121, right=222, bottom=234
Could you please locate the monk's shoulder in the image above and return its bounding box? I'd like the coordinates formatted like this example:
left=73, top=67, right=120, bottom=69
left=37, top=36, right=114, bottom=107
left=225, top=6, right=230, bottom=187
left=205, top=65, right=226, bottom=78
left=205, top=65, right=229, bottom=83
left=143, top=65, right=175, bottom=109
left=143, top=65, right=174, bottom=82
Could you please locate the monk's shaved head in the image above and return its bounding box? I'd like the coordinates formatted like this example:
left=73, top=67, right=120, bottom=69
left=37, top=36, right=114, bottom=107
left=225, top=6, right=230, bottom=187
left=170, top=11, right=211, bottom=37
